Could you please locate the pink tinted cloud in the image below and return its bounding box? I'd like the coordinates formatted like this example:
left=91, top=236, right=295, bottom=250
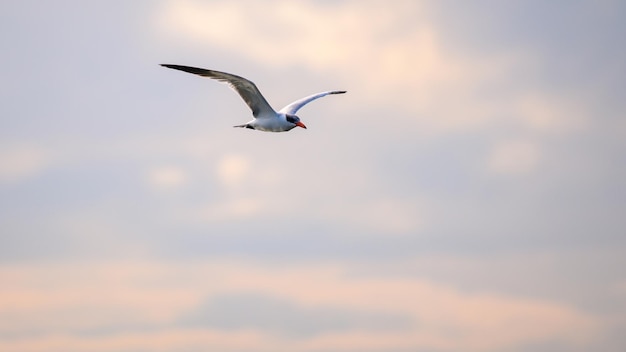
left=0, top=259, right=598, bottom=351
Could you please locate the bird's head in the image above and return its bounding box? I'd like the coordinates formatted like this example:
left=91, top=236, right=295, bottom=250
left=285, top=114, right=307, bottom=129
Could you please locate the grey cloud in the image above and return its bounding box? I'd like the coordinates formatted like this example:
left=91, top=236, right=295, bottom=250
left=180, top=293, right=413, bottom=338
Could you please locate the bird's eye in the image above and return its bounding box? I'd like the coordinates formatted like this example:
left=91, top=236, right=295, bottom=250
left=286, top=115, right=297, bottom=123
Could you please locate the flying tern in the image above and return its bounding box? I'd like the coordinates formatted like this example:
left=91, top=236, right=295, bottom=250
left=161, top=64, right=346, bottom=132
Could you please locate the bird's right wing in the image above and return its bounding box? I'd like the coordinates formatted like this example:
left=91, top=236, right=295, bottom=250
left=279, top=91, right=347, bottom=115
left=161, top=64, right=276, bottom=117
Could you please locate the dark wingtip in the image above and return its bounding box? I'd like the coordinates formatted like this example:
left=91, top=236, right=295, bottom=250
left=160, top=64, right=209, bottom=76
left=332, top=90, right=347, bottom=94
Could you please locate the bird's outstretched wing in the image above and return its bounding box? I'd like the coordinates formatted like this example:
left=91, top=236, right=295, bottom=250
left=279, top=91, right=347, bottom=115
left=161, top=64, right=276, bottom=118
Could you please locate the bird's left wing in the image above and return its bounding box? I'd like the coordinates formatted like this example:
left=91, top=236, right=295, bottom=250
left=161, top=64, right=276, bottom=117
left=279, top=91, right=346, bottom=115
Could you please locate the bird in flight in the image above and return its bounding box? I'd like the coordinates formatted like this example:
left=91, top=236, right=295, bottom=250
left=161, top=64, right=346, bottom=132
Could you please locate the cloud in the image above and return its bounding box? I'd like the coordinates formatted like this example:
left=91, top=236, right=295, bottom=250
left=147, top=165, right=188, bottom=191
left=487, top=139, right=540, bottom=175
left=515, top=93, right=588, bottom=134
left=321, top=198, right=424, bottom=235
left=199, top=197, right=264, bottom=222
left=181, top=293, right=412, bottom=338
left=155, top=1, right=423, bottom=72
left=0, top=259, right=599, bottom=351
left=0, top=144, right=51, bottom=185
left=216, top=154, right=251, bottom=188
left=0, top=330, right=273, bottom=352
left=186, top=154, right=285, bottom=222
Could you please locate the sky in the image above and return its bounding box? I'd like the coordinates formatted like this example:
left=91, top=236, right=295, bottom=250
left=1, top=0, right=625, bottom=351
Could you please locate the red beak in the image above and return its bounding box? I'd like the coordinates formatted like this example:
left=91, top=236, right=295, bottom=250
left=295, top=121, right=307, bottom=129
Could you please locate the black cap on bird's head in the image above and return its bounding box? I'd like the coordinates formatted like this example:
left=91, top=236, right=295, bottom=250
left=285, top=114, right=307, bottom=129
